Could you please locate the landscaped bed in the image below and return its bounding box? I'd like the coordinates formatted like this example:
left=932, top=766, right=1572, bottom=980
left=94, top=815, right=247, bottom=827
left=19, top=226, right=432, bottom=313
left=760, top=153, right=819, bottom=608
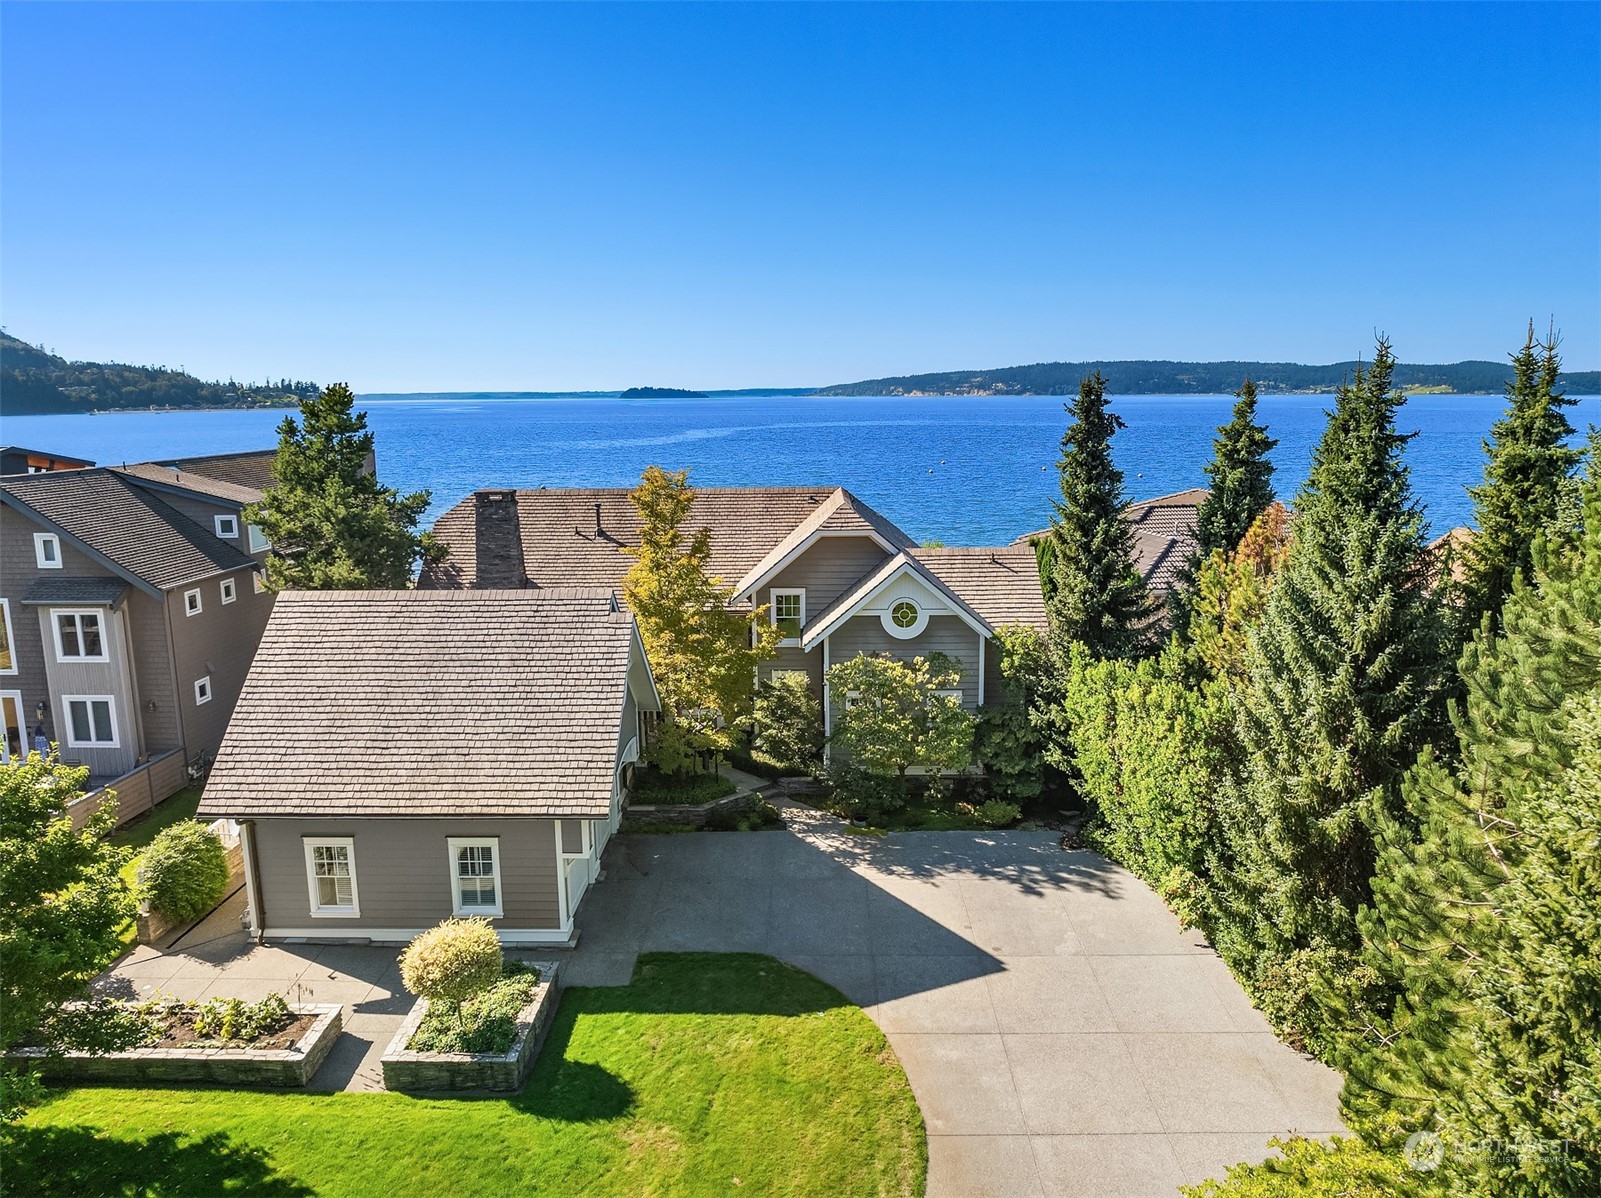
left=4, top=954, right=927, bottom=1197
left=382, top=961, right=561, bottom=1092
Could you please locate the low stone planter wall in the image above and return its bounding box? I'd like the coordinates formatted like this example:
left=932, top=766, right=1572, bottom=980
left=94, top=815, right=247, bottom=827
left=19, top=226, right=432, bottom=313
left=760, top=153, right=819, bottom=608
left=9, top=1003, right=342, bottom=1087
left=381, top=961, right=561, bottom=1093
left=622, top=791, right=755, bottom=830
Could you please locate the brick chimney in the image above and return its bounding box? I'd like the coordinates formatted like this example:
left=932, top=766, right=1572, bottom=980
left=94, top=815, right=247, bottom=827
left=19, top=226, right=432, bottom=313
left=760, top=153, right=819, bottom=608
left=474, top=491, right=527, bottom=588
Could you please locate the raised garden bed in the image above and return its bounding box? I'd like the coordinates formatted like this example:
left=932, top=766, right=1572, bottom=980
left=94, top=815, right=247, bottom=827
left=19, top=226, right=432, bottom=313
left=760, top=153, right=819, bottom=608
left=8, top=1001, right=342, bottom=1087
left=382, top=960, right=561, bottom=1092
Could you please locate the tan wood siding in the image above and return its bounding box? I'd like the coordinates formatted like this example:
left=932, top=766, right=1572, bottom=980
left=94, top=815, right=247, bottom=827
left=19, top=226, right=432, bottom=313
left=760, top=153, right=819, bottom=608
left=252, top=817, right=562, bottom=933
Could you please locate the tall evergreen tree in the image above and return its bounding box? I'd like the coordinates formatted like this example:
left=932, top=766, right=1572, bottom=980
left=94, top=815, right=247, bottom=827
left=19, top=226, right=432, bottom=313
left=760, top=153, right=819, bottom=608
left=1343, top=461, right=1601, bottom=1195
left=1040, top=371, right=1153, bottom=658
left=245, top=383, right=443, bottom=589
left=1195, top=377, right=1278, bottom=557
left=1463, top=322, right=1580, bottom=625
left=1205, top=338, right=1453, bottom=1057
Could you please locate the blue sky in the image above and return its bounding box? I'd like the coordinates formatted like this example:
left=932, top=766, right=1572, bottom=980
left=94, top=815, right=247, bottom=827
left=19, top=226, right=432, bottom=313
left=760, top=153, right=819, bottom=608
left=3, top=2, right=1597, bottom=392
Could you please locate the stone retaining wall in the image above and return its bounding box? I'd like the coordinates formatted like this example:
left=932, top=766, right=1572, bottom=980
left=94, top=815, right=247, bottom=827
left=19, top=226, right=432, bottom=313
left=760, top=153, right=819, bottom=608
left=381, top=962, right=561, bottom=1092
left=9, top=1004, right=342, bottom=1087
left=622, top=791, right=756, bottom=830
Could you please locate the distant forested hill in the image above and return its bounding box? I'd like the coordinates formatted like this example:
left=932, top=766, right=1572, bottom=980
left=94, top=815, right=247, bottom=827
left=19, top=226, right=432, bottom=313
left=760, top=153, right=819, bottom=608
left=814, top=359, right=1601, bottom=397
left=0, top=333, right=318, bottom=415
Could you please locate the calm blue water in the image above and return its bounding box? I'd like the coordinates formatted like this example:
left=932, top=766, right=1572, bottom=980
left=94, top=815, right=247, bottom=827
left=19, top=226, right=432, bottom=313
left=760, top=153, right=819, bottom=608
left=4, top=393, right=1596, bottom=546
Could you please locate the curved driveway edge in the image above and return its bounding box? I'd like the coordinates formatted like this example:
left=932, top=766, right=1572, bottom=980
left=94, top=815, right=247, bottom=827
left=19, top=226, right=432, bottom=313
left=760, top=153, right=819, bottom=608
left=559, top=811, right=1344, bottom=1198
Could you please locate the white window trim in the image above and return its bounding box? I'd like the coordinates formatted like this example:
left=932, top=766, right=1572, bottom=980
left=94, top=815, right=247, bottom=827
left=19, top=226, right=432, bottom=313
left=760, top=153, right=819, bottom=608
left=304, top=837, right=360, bottom=917
left=882, top=597, right=929, bottom=639
left=0, top=599, right=15, bottom=675
left=214, top=514, right=240, bottom=539
left=220, top=577, right=237, bottom=605
left=247, top=524, right=270, bottom=553
left=1, top=689, right=27, bottom=763
left=50, top=608, right=110, bottom=663
left=34, top=532, right=62, bottom=569
left=770, top=588, right=805, bottom=646
left=933, top=688, right=964, bottom=706
left=184, top=588, right=202, bottom=616
left=63, top=694, right=119, bottom=749
left=251, top=571, right=267, bottom=594
left=768, top=668, right=810, bottom=685
left=447, top=836, right=504, bottom=918
left=194, top=676, right=213, bottom=705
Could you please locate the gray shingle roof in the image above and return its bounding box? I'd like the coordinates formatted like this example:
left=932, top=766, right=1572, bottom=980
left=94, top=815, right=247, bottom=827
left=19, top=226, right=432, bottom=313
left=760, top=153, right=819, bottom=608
left=1, top=469, right=258, bottom=592
left=197, top=589, right=643, bottom=820
left=115, top=461, right=263, bottom=506
left=1011, top=487, right=1205, bottom=594
left=151, top=450, right=278, bottom=494
left=21, top=577, right=131, bottom=607
left=421, top=486, right=885, bottom=592
left=911, top=546, right=1047, bottom=630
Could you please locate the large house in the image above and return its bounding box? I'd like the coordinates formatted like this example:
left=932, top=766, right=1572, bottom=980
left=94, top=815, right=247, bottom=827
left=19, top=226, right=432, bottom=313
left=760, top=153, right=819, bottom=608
left=0, top=451, right=278, bottom=799
left=197, top=589, right=661, bottom=945
left=421, top=484, right=1202, bottom=737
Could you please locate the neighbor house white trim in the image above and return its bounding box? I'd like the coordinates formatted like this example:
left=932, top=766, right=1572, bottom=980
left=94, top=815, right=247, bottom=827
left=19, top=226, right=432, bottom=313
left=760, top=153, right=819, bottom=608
left=183, top=588, right=202, bottom=616
left=34, top=533, right=62, bottom=569
left=214, top=514, right=240, bottom=539
left=220, top=577, right=237, bottom=605
left=247, top=525, right=271, bottom=553
left=194, top=675, right=213, bottom=705
left=0, top=690, right=27, bottom=763
left=62, top=694, right=118, bottom=748
left=304, top=837, right=360, bottom=917
left=447, top=836, right=504, bottom=918
left=252, top=571, right=268, bottom=594
left=50, top=609, right=109, bottom=663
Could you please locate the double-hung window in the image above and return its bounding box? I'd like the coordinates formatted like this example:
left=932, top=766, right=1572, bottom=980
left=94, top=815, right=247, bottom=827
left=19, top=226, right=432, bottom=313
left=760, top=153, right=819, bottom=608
left=304, top=838, right=359, bottom=916
left=770, top=589, right=805, bottom=644
left=64, top=696, right=117, bottom=747
left=448, top=837, right=503, bottom=917
left=52, top=610, right=108, bottom=662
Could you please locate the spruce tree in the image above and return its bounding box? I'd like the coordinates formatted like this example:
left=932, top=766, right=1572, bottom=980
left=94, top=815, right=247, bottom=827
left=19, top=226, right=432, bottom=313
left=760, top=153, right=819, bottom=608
left=1343, top=462, right=1601, bottom=1196
left=1206, top=338, right=1453, bottom=1056
left=245, top=383, right=443, bottom=589
left=1195, top=377, right=1278, bottom=557
left=1463, top=322, right=1580, bottom=625
left=1041, top=371, right=1153, bottom=658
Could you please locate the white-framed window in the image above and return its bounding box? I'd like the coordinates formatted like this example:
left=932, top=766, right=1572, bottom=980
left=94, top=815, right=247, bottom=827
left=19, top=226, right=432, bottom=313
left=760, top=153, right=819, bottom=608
left=932, top=688, right=964, bottom=707
left=882, top=596, right=929, bottom=639
left=34, top=533, right=62, bottom=569
left=768, top=668, right=810, bottom=685
left=0, top=599, right=15, bottom=675
left=64, top=695, right=117, bottom=748
left=1, top=690, right=26, bottom=763
left=51, top=609, right=108, bottom=662
left=214, top=514, right=240, bottom=539
left=194, top=675, right=212, bottom=705
left=304, top=837, right=359, bottom=917
left=247, top=524, right=270, bottom=553
left=184, top=588, right=202, bottom=616
left=251, top=571, right=267, bottom=594
left=220, top=577, right=237, bottom=605
left=843, top=689, right=862, bottom=711
left=770, top=588, right=805, bottom=643
left=448, top=837, right=503, bottom=917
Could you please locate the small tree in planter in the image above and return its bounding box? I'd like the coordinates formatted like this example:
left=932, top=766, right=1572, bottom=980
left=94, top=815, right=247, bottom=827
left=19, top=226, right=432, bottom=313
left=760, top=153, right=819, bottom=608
left=752, top=673, right=824, bottom=774
left=399, top=918, right=502, bottom=1026
left=826, top=651, right=976, bottom=814
left=140, top=822, right=230, bottom=923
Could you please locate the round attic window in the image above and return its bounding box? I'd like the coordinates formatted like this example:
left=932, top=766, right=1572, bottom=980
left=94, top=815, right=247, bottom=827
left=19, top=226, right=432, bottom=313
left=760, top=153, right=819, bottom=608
left=882, top=597, right=928, bottom=639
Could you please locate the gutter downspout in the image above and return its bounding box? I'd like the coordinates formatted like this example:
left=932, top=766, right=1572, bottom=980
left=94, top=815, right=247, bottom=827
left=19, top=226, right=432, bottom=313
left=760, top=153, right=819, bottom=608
left=240, top=819, right=265, bottom=942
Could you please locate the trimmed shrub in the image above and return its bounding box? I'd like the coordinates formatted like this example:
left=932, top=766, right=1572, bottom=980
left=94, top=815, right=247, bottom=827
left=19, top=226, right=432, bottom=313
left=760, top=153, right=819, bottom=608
left=139, top=822, right=230, bottom=922
left=399, top=918, right=503, bottom=1015
left=752, top=674, right=824, bottom=774
left=972, top=799, right=1021, bottom=828
left=407, top=963, right=541, bottom=1055
left=824, top=762, right=906, bottom=825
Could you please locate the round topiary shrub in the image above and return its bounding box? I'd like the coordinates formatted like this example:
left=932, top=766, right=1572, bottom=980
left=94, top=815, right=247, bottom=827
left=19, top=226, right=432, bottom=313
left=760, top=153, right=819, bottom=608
left=140, top=821, right=230, bottom=922
left=399, top=918, right=503, bottom=1016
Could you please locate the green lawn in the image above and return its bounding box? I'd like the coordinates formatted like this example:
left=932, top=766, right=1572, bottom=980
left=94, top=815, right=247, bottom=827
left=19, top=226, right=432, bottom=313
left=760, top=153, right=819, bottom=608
left=4, top=954, right=927, bottom=1198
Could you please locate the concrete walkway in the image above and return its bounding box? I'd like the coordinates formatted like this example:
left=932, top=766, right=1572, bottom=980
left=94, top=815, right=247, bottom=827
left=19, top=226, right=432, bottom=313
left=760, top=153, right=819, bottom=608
left=558, top=808, right=1344, bottom=1198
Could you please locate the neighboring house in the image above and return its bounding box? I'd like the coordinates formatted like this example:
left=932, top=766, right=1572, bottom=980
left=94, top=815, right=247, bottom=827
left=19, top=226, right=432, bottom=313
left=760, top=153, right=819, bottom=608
left=1011, top=486, right=1207, bottom=595
left=196, top=589, right=662, bottom=945
left=420, top=483, right=1199, bottom=741
left=0, top=452, right=278, bottom=793
left=0, top=446, right=95, bottom=475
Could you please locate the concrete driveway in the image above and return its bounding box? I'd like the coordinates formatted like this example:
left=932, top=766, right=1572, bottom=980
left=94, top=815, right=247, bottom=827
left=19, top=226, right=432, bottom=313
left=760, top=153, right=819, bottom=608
left=563, top=808, right=1344, bottom=1198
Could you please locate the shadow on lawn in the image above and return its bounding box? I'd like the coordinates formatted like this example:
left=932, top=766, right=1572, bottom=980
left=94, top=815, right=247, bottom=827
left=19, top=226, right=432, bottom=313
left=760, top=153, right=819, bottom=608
left=0, top=1124, right=312, bottom=1198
